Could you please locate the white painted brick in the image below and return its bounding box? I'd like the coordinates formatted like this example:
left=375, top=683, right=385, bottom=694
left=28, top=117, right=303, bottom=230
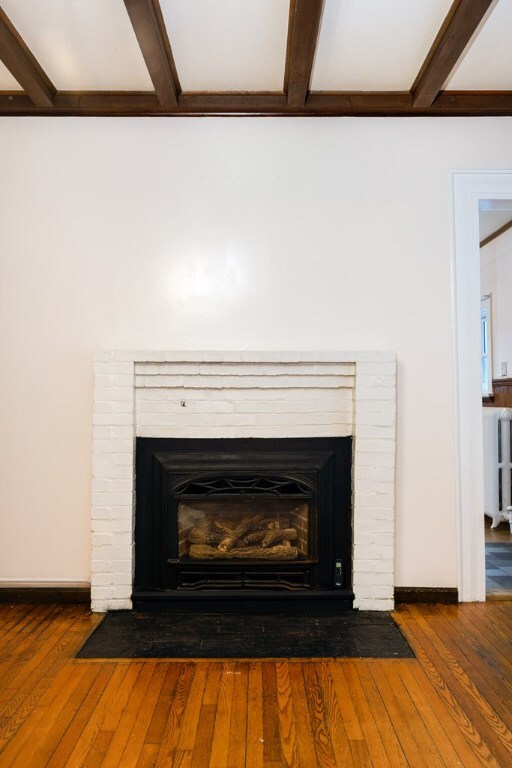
left=93, top=438, right=134, bottom=454
left=95, top=386, right=134, bottom=402
left=92, top=492, right=132, bottom=507
left=375, top=559, right=394, bottom=573
left=354, top=466, right=395, bottom=483
left=113, top=375, right=135, bottom=386
left=110, top=506, right=134, bottom=520
left=110, top=546, right=134, bottom=562
left=98, top=515, right=133, bottom=535
left=94, top=361, right=134, bottom=375
left=353, top=492, right=394, bottom=509
left=91, top=519, right=115, bottom=533
left=93, top=425, right=134, bottom=439
left=95, top=374, right=117, bottom=387
left=353, top=478, right=394, bottom=496
left=91, top=598, right=133, bottom=612
left=91, top=560, right=112, bottom=574
left=231, top=400, right=353, bottom=416
left=113, top=560, right=134, bottom=575
left=112, top=572, right=133, bottom=586
left=355, top=412, right=396, bottom=429
left=91, top=573, right=114, bottom=587
left=355, top=362, right=396, bottom=376
left=136, top=361, right=356, bottom=377
left=355, top=386, right=395, bottom=401
left=93, top=465, right=134, bottom=480
left=356, top=375, right=395, bottom=388
left=353, top=572, right=393, bottom=587
left=137, top=387, right=353, bottom=402
left=355, top=399, right=396, bottom=415
left=93, top=400, right=134, bottom=415
left=94, top=351, right=114, bottom=362
left=92, top=480, right=133, bottom=494
left=93, top=413, right=134, bottom=427
left=354, top=452, right=395, bottom=469
left=374, top=509, right=395, bottom=521
left=355, top=425, right=395, bottom=439
left=354, top=560, right=377, bottom=573
left=354, top=585, right=394, bottom=600
left=355, top=439, right=395, bottom=454
left=355, top=352, right=395, bottom=362
left=91, top=507, right=112, bottom=521
left=354, top=520, right=394, bottom=534
left=91, top=586, right=115, bottom=600
left=93, top=453, right=133, bottom=468
left=354, top=532, right=394, bottom=548
left=136, top=425, right=352, bottom=439
left=137, top=412, right=348, bottom=429
left=113, top=534, right=133, bottom=550
left=113, top=586, right=132, bottom=599
left=355, top=598, right=394, bottom=611
left=353, top=544, right=394, bottom=562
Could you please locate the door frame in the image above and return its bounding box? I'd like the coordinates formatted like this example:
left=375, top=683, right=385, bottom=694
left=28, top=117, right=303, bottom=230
left=453, top=171, right=512, bottom=601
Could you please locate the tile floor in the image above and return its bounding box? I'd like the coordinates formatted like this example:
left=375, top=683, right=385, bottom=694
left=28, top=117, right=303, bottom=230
left=486, top=541, right=512, bottom=592
left=485, top=516, right=512, bottom=594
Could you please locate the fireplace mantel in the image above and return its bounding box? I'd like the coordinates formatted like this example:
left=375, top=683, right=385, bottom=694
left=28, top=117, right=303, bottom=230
left=91, top=351, right=396, bottom=611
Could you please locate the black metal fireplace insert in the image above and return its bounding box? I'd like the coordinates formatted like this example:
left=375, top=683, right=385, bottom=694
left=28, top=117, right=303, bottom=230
left=134, top=437, right=353, bottom=611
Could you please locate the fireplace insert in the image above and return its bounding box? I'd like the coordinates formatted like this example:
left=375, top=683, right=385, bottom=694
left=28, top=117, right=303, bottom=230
left=134, top=437, right=353, bottom=611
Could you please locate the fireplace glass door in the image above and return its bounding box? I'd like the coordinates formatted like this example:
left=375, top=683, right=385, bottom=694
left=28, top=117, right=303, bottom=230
left=176, top=480, right=311, bottom=562
left=134, top=437, right=353, bottom=610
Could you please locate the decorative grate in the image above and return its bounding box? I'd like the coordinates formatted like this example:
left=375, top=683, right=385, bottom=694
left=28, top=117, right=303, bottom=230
left=172, top=474, right=313, bottom=497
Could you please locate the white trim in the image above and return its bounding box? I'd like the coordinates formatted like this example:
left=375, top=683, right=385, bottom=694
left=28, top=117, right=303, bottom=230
left=452, top=172, right=512, bottom=602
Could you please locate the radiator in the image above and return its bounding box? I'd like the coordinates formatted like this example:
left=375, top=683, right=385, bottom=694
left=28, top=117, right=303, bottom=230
left=483, top=407, right=512, bottom=530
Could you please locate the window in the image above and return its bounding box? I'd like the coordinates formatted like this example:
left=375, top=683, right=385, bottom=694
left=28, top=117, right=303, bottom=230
left=481, top=295, right=493, bottom=396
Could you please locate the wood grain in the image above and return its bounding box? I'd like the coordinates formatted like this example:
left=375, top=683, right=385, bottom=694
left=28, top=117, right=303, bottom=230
left=1, top=603, right=512, bottom=766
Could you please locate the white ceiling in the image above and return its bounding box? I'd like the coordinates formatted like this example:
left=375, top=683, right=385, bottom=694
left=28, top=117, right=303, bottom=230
left=0, top=0, right=153, bottom=90
left=446, top=0, right=512, bottom=89
left=160, top=0, right=290, bottom=91
left=311, top=0, right=453, bottom=91
left=1, top=0, right=511, bottom=94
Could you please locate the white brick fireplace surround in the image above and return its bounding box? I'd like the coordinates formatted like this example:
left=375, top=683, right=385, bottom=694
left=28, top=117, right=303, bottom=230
left=91, top=351, right=396, bottom=612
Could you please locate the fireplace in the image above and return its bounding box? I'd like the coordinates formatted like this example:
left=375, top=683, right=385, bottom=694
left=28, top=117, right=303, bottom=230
left=91, top=351, right=396, bottom=612
left=134, top=437, right=353, bottom=610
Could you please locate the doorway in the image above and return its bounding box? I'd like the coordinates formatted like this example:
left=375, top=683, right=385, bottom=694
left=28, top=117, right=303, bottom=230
left=453, top=172, right=512, bottom=602
left=479, top=199, right=512, bottom=596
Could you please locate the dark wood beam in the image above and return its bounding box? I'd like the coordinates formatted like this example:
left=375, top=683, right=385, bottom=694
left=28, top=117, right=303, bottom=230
left=123, top=0, right=180, bottom=107
left=2, top=89, right=512, bottom=117
left=480, top=218, right=512, bottom=248
left=412, top=0, right=496, bottom=108
left=0, top=8, right=55, bottom=108
left=433, top=90, right=512, bottom=113
left=179, top=92, right=287, bottom=112
left=306, top=92, right=413, bottom=113
left=285, top=0, right=324, bottom=108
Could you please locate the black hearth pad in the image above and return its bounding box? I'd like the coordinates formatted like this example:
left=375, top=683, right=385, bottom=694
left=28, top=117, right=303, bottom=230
left=77, top=610, right=414, bottom=659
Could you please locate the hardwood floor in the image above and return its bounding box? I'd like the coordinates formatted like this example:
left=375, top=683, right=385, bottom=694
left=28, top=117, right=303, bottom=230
left=1, top=602, right=512, bottom=766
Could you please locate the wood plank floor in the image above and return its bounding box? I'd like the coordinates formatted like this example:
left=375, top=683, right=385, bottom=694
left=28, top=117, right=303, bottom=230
left=0, top=603, right=511, bottom=767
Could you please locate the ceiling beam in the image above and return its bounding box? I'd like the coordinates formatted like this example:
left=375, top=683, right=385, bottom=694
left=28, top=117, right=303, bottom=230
left=412, top=0, right=496, bottom=108
left=0, top=8, right=55, bottom=108
left=480, top=218, right=512, bottom=248
left=123, top=0, right=180, bottom=107
left=2, top=90, right=512, bottom=117
left=285, top=0, right=325, bottom=108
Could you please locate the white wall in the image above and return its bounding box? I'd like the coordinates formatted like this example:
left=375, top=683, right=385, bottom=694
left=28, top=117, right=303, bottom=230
left=1, top=116, right=512, bottom=589
left=481, top=225, right=512, bottom=380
